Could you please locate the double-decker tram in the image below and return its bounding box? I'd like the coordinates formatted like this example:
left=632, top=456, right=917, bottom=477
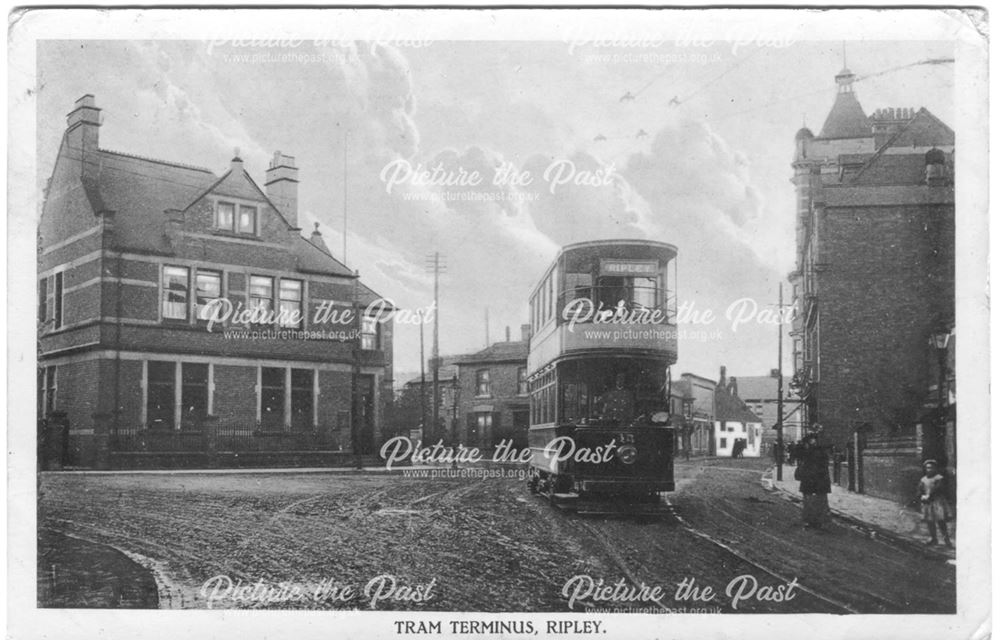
left=525, top=239, right=678, bottom=514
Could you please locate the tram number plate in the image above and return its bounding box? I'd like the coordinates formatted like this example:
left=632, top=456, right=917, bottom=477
left=617, top=433, right=635, bottom=444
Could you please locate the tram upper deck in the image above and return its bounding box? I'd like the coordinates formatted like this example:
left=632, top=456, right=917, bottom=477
left=526, top=239, right=678, bottom=375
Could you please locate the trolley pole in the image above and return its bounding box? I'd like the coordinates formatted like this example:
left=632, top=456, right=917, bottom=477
left=776, top=283, right=784, bottom=481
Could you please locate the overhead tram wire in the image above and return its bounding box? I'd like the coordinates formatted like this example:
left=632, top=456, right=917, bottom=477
left=672, top=46, right=765, bottom=107
left=698, top=56, right=955, bottom=127
left=592, top=56, right=955, bottom=142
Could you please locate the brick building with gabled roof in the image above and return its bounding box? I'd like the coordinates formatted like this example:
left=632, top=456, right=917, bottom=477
left=454, top=326, right=532, bottom=449
left=38, top=95, right=393, bottom=469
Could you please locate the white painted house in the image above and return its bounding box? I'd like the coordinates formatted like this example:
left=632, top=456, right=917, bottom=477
left=713, top=375, right=765, bottom=457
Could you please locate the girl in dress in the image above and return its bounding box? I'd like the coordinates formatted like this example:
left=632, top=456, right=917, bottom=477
left=918, top=459, right=953, bottom=548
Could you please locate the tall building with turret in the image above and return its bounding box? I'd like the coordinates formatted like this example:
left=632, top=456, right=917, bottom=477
left=787, top=66, right=955, bottom=503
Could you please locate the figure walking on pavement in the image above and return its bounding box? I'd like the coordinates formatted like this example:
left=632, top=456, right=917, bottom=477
left=918, top=459, right=953, bottom=548
left=794, top=434, right=831, bottom=529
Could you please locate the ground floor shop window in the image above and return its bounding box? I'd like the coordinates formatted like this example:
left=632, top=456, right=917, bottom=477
left=37, top=366, right=57, bottom=418
left=147, top=361, right=176, bottom=429
left=260, top=366, right=285, bottom=429
left=181, top=363, right=209, bottom=429
left=291, top=368, right=314, bottom=431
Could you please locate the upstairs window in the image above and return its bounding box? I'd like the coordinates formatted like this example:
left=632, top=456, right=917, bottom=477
left=475, top=369, right=491, bottom=397
left=53, top=272, right=64, bottom=329
left=249, top=276, right=274, bottom=319
left=38, top=278, right=48, bottom=325
left=517, top=367, right=528, bottom=395
left=278, top=279, right=303, bottom=328
left=361, top=316, right=380, bottom=350
left=162, top=266, right=189, bottom=320
left=216, top=202, right=235, bottom=231
left=238, top=204, right=257, bottom=234
left=216, top=201, right=257, bottom=235
left=195, top=270, right=222, bottom=321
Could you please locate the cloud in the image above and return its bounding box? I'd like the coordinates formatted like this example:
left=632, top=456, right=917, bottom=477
left=522, top=151, right=649, bottom=244
left=35, top=40, right=787, bottom=375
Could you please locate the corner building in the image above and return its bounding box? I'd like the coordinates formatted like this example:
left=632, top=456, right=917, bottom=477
left=788, top=68, right=955, bottom=502
left=38, top=95, right=393, bottom=468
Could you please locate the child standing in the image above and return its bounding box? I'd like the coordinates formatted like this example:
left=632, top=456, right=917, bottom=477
left=918, top=459, right=953, bottom=548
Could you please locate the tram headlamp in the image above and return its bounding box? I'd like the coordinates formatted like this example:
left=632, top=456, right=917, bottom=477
left=618, top=444, right=638, bottom=464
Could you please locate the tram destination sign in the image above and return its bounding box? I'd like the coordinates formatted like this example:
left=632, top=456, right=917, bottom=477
left=599, top=259, right=658, bottom=276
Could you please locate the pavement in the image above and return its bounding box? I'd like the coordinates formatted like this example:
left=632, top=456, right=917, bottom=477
left=763, top=464, right=956, bottom=562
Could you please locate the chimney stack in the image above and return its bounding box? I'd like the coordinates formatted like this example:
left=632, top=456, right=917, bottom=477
left=719, top=365, right=727, bottom=388
left=728, top=376, right=738, bottom=396
left=229, top=147, right=245, bottom=175
left=505, top=326, right=511, bottom=342
left=66, top=94, right=101, bottom=153
left=265, top=151, right=299, bottom=229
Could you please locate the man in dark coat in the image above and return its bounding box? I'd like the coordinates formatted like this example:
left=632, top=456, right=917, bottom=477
left=795, top=434, right=831, bottom=528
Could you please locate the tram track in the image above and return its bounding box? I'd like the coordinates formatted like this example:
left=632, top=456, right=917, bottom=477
left=661, top=495, right=859, bottom=613
left=700, top=495, right=947, bottom=611
left=666, top=461, right=954, bottom=613
left=543, top=491, right=853, bottom=614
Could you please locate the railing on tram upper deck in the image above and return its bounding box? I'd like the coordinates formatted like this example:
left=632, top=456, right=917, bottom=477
left=555, top=285, right=677, bottom=326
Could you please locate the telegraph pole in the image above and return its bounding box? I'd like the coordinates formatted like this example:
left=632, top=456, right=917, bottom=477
left=776, top=283, right=785, bottom=481
left=342, top=128, right=349, bottom=264
left=352, top=269, right=362, bottom=469
left=419, top=322, right=427, bottom=444
left=426, top=253, right=446, bottom=443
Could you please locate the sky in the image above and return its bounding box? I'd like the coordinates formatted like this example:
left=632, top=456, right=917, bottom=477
left=35, top=34, right=956, bottom=380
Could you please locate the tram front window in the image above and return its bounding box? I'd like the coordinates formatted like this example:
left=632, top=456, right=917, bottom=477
left=596, top=276, right=659, bottom=311
left=597, top=373, right=636, bottom=424
left=559, top=361, right=668, bottom=426
left=597, top=276, right=627, bottom=310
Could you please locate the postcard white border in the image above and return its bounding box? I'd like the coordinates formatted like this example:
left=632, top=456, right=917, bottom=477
left=7, top=6, right=991, bottom=640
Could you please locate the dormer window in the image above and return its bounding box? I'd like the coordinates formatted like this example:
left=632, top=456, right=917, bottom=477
left=215, top=200, right=257, bottom=235
left=238, top=204, right=256, bottom=233
left=216, top=202, right=234, bottom=230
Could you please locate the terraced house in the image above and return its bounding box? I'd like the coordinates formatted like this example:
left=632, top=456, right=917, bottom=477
left=38, top=95, right=393, bottom=469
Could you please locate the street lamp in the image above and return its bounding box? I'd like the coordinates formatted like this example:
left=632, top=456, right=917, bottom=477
left=930, top=330, right=951, bottom=466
